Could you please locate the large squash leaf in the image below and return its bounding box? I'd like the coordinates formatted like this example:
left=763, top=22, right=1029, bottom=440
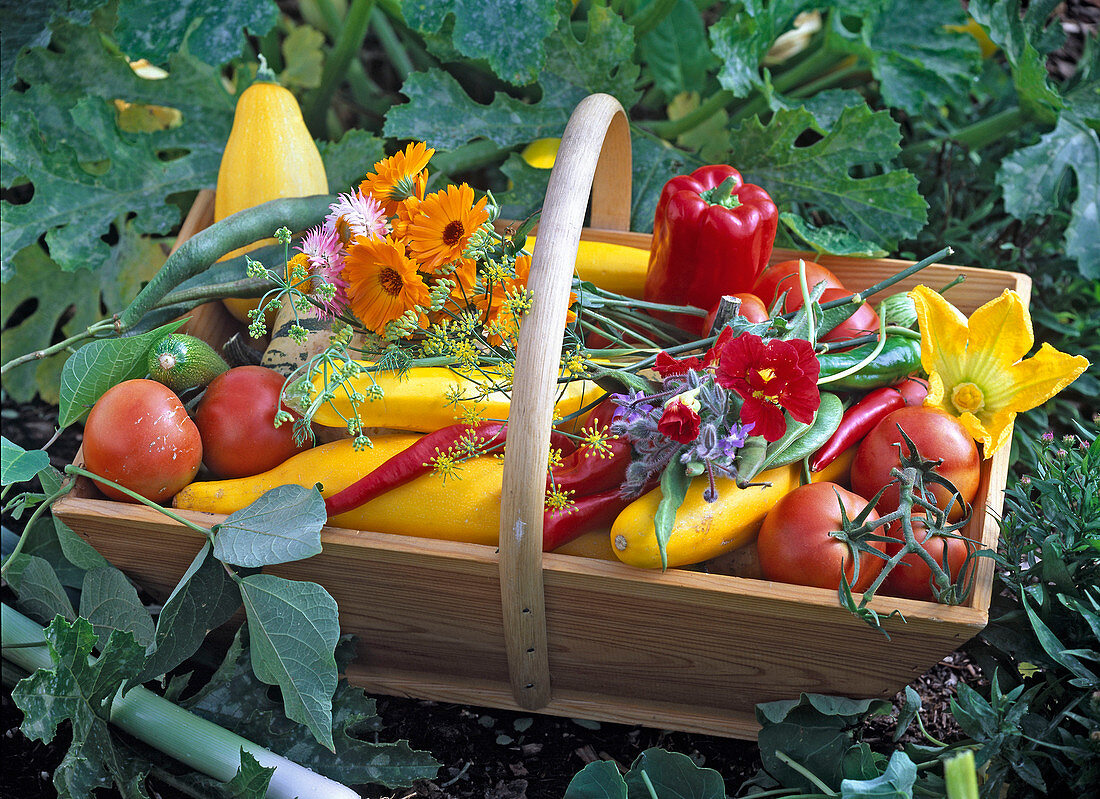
left=114, top=0, right=278, bottom=67
left=0, top=0, right=103, bottom=95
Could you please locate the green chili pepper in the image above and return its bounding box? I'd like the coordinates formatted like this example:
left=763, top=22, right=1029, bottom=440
left=817, top=336, right=923, bottom=390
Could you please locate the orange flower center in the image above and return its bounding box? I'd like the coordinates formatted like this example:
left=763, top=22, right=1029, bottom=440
left=379, top=267, right=404, bottom=297
left=951, top=381, right=986, bottom=413
left=442, top=220, right=466, bottom=247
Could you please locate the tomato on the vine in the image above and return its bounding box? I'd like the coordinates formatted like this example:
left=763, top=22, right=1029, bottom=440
left=752, top=260, right=845, bottom=313
left=882, top=511, right=978, bottom=602
left=195, top=366, right=310, bottom=479
left=756, top=481, right=885, bottom=592
left=851, top=406, right=980, bottom=521
left=82, top=379, right=202, bottom=503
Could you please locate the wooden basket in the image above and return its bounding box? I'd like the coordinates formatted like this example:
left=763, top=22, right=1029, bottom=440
left=53, top=94, right=1030, bottom=739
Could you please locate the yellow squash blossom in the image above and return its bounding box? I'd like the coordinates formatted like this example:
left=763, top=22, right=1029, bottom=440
left=909, top=285, right=1088, bottom=457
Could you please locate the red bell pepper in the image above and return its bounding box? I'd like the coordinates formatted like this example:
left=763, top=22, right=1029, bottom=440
left=644, top=165, right=778, bottom=335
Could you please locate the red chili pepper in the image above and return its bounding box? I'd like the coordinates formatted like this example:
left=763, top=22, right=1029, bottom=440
left=644, top=165, right=779, bottom=336
left=808, top=377, right=929, bottom=472
left=551, top=398, right=631, bottom=495
left=542, top=486, right=634, bottom=551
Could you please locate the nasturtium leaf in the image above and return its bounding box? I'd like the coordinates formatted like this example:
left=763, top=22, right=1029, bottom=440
left=213, top=484, right=326, bottom=568
left=637, top=0, right=714, bottom=101
left=185, top=629, right=440, bottom=787
left=136, top=541, right=243, bottom=683
left=1, top=437, right=50, bottom=486
left=563, top=759, right=627, bottom=799
left=732, top=105, right=927, bottom=250
left=998, top=113, right=1100, bottom=278
left=80, top=566, right=156, bottom=650
left=320, top=128, right=387, bottom=194
left=224, top=750, right=276, bottom=799
left=653, top=461, right=690, bottom=571
left=404, top=0, right=559, bottom=86
left=6, top=554, right=77, bottom=626
left=114, top=0, right=279, bottom=67
left=840, top=750, right=918, bottom=798
left=11, top=617, right=149, bottom=798
left=842, top=742, right=883, bottom=782
left=624, top=748, right=726, bottom=799
left=57, top=319, right=185, bottom=429
left=781, top=212, right=890, bottom=258
left=239, top=574, right=340, bottom=751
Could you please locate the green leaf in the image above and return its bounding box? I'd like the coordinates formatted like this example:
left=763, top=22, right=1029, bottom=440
left=564, top=759, right=627, bottom=799
left=1, top=436, right=50, bottom=486
left=404, top=0, right=559, bottom=85
left=239, top=574, right=340, bottom=751
left=630, top=130, right=702, bottom=233
left=841, top=750, right=917, bottom=798
left=18, top=515, right=87, bottom=589
left=0, top=1, right=99, bottom=94
left=762, top=392, right=844, bottom=470
left=7, top=554, right=77, bottom=626
left=185, top=627, right=440, bottom=787
left=80, top=566, right=156, bottom=650
left=828, top=0, right=982, bottom=115
left=213, top=484, right=326, bottom=567
left=653, top=461, right=690, bottom=571
left=137, top=541, right=242, bottom=682
left=225, top=749, right=276, bottom=799
left=279, top=23, right=325, bottom=90
left=710, top=0, right=813, bottom=99
left=57, top=318, right=185, bottom=428
left=320, top=128, right=387, bottom=194
left=115, top=0, right=279, bottom=66
left=638, top=0, right=714, bottom=101
left=997, top=114, right=1100, bottom=278
left=781, top=212, right=890, bottom=257
left=624, top=748, right=726, bottom=799
left=894, top=685, right=922, bottom=742
left=1021, top=588, right=1098, bottom=685
left=11, top=616, right=149, bottom=797
left=842, top=742, right=883, bottom=782
left=733, top=105, right=928, bottom=249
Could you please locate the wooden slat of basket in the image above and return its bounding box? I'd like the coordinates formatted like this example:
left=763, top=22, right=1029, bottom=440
left=499, top=94, right=632, bottom=710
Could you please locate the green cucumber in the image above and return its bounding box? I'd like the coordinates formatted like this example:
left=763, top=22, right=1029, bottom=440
left=147, top=333, right=228, bottom=392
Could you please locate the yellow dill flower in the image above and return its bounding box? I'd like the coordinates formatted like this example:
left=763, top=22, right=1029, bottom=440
left=547, top=447, right=564, bottom=471
left=458, top=402, right=485, bottom=426
left=561, top=348, right=587, bottom=378
left=425, top=448, right=460, bottom=484
left=545, top=486, right=576, bottom=514
left=910, top=285, right=1089, bottom=457
left=579, top=423, right=615, bottom=457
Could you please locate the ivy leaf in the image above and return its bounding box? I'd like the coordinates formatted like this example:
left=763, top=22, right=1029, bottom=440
left=732, top=105, right=927, bottom=250
left=239, top=574, right=340, bottom=751
left=114, top=0, right=279, bottom=67
left=213, top=484, right=326, bottom=568
left=404, top=0, right=559, bottom=86
left=781, top=212, right=889, bottom=257
left=185, top=629, right=441, bottom=788
left=80, top=566, right=156, bottom=651
left=136, top=541, right=243, bottom=683
left=564, top=759, right=627, bottom=799
left=225, top=750, right=276, bottom=799
left=11, top=616, right=149, bottom=798
left=319, top=128, right=387, bottom=194
left=57, top=319, right=185, bottom=429
left=840, top=750, right=918, bottom=798
left=6, top=554, right=77, bottom=626
left=998, top=113, right=1100, bottom=278
left=1, top=437, right=50, bottom=486
left=624, top=748, right=726, bottom=799
left=653, top=461, right=690, bottom=571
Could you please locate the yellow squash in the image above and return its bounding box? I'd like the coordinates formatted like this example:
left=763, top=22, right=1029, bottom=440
left=525, top=235, right=648, bottom=299
left=309, top=364, right=606, bottom=433
left=610, top=464, right=799, bottom=569
left=215, top=73, right=328, bottom=324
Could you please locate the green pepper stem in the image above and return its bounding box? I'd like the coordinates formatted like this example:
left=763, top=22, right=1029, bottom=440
left=699, top=176, right=742, bottom=208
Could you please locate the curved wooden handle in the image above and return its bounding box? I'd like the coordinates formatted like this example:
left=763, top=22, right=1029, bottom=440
left=498, top=94, right=632, bottom=709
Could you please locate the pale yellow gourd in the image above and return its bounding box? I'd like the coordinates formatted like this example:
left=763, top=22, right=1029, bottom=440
left=215, top=65, right=329, bottom=324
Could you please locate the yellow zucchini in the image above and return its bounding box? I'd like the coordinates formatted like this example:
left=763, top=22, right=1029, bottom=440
left=525, top=235, right=648, bottom=299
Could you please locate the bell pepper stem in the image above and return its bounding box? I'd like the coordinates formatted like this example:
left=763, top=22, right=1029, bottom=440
left=698, top=176, right=742, bottom=208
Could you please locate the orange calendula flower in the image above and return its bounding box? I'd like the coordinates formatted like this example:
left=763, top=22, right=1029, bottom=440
left=407, top=183, right=490, bottom=270
left=359, top=142, right=434, bottom=216
left=344, top=235, right=431, bottom=335
left=909, top=285, right=1088, bottom=457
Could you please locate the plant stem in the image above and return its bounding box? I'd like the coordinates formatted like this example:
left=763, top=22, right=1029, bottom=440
left=903, top=107, right=1028, bottom=158
left=807, top=246, right=953, bottom=315
left=371, top=6, right=414, bottom=79
left=1, top=319, right=117, bottom=376
left=63, top=465, right=213, bottom=539
left=646, top=90, right=735, bottom=138
left=774, top=751, right=838, bottom=796
left=304, top=0, right=376, bottom=136
left=0, top=486, right=71, bottom=579
left=787, top=63, right=868, bottom=98
left=770, top=41, right=845, bottom=95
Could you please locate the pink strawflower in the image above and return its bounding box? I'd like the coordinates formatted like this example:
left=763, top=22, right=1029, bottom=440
left=326, top=190, right=389, bottom=245
left=298, top=224, right=350, bottom=319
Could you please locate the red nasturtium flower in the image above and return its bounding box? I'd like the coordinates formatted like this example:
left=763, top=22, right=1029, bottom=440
left=654, top=327, right=734, bottom=378
left=716, top=333, right=821, bottom=442
left=657, top=401, right=702, bottom=443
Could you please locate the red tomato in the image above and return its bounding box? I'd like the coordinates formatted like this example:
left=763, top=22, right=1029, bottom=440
left=195, top=366, right=310, bottom=479
left=851, top=407, right=980, bottom=521
left=82, top=379, right=202, bottom=503
left=882, top=512, right=978, bottom=602
left=818, top=287, right=880, bottom=344
left=756, top=482, right=885, bottom=592
left=752, top=260, right=845, bottom=313
left=702, top=292, right=770, bottom=333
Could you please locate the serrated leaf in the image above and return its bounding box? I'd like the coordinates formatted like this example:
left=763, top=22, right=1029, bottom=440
left=136, top=541, right=242, bottom=683
left=733, top=105, right=927, bottom=249
left=564, top=759, right=627, bottom=799
left=841, top=750, right=917, bottom=798
left=239, top=574, right=340, bottom=750
left=653, top=461, right=690, bottom=571
left=404, top=0, right=559, bottom=85
left=998, top=113, right=1100, bottom=278
left=57, top=319, right=185, bottom=428
left=710, top=0, right=805, bottom=98
left=7, top=554, right=77, bottom=626
left=781, top=211, right=890, bottom=257
left=213, top=485, right=326, bottom=567
left=638, top=0, right=714, bottom=100
left=11, top=616, right=149, bottom=798
left=630, top=130, right=702, bottom=233
left=225, top=749, right=276, bottom=799
left=279, top=23, right=324, bottom=90
left=320, top=128, right=387, bottom=193
left=80, top=566, right=156, bottom=650
left=114, top=0, right=279, bottom=67
left=1, top=436, right=50, bottom=485
left=624, top=748, right=726, bottom=799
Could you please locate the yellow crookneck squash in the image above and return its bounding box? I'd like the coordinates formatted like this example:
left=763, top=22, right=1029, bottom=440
left=215, top=63, right=328, bottom=324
